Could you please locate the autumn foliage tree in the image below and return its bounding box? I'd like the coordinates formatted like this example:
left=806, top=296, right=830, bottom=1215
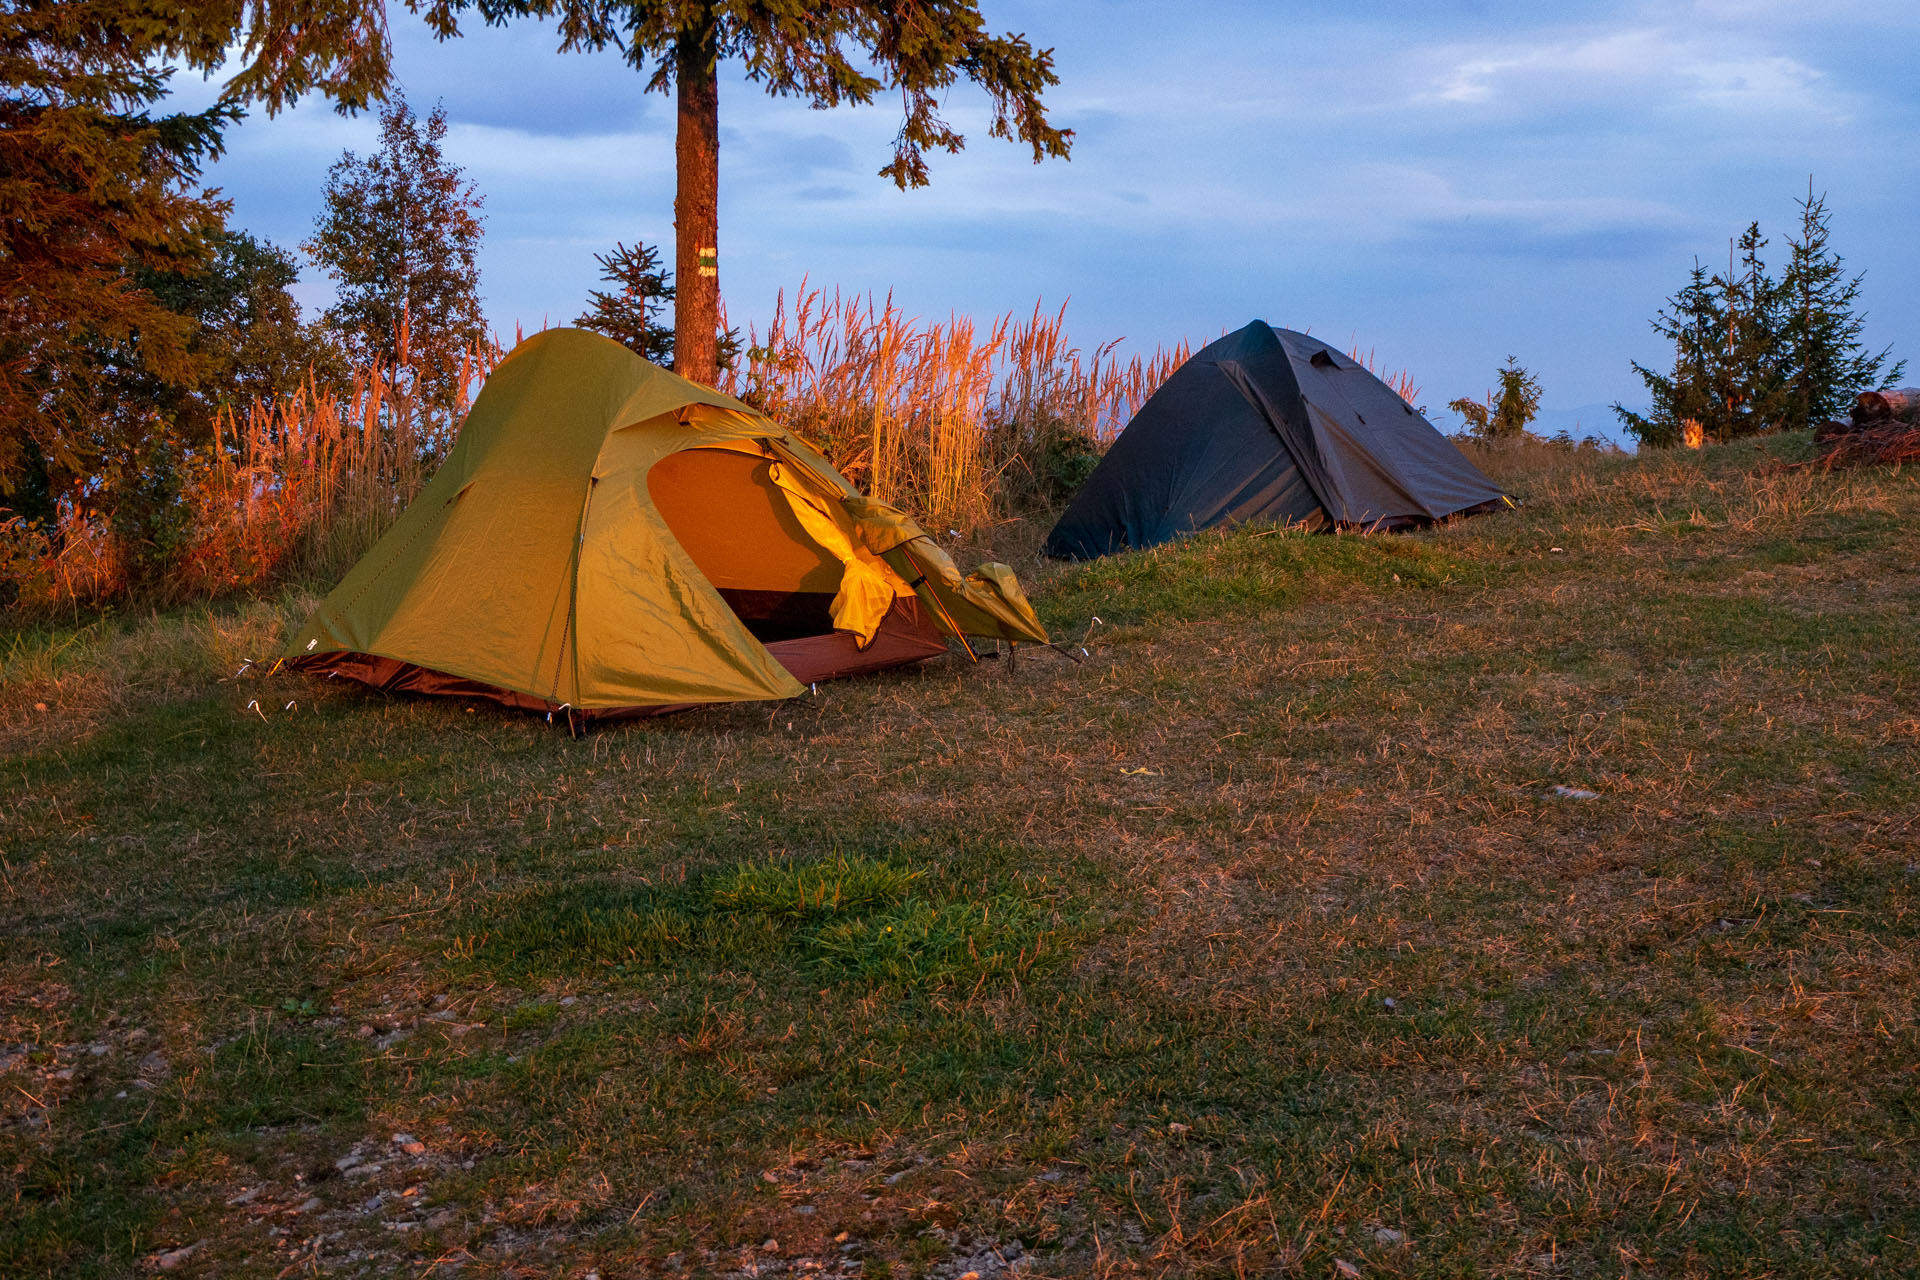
left=417, top=0, right=1073, bottom=384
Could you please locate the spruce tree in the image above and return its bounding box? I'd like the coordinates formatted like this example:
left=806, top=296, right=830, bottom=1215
left=1619, top=188, right=1900, bottom=447
left=2, top=0, right=394, bottom=518
left=1778, top=185, right=1903, bottom=431
left=1713, top=221, right=1788, bottom=441
left=1449, top=356, right=1541, bottom=441
left=575, top=241, right=675, bottom=366
left=1616, top=262, right=1723, bottom=447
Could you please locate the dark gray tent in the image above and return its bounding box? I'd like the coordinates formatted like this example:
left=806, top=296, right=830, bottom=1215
left=1045, top=321, right=1506, bottom=559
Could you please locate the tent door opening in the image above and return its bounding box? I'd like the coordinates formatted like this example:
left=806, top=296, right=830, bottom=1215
left=646, top=446, right=846, bottom=644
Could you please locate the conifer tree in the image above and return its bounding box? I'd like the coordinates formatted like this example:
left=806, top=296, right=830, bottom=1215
left=1777, top=185, right=1903, bottom=431
left=1618, top=189, right=1900, bottom=447
left=575, top=241, right=675, bottom=366
left=417, top=1, right=1073, bottom=385
left=1449, top=356, right=1542, bottom=441
left=1614, top=260, right=1720, bottom=447
left=1, top=0, right=393, bottom=518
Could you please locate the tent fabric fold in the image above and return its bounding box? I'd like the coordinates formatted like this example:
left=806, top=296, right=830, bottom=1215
left=1046, top=321, right=1506, bottom=559
left=285, top=328, right=1048, bottom=719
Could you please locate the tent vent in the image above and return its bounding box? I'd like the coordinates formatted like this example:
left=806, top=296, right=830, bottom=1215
left=1310, top=350, right=1341, bottom=369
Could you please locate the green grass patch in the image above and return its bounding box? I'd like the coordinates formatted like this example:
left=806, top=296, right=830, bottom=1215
left=706, top=853, right=919, bottom=918
left=457, top=853, right=1060, bottom=993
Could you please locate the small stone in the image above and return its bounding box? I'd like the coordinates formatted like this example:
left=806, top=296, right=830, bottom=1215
left=1382, top=997, right=1396, bottom=1010
left=228, top=1188, right=260, bottom=1206
left=346, top=1163, right=384, bottom=1178
left=156, top=1242, right=201, bottom=1270
left=115, top=1090, right=128, bottom=1099
left=126, top=1028, right=148, bottom=1042
left=761, top=1238, right=779, bottom=1252
left=794, top=1204, right=816, bottom=1215
left=559, top=996, right=578, bottom=1007
left=833, top=1232, right=848, bottom=1244
left=400, top=1141, right=427, bottom=1155
left=296, top=1198, right=322, bottom=1213
left=51, top=1067, right=73, bottom=1080
left=357, top=1025, right=375, bottom=1038
left=1334, top=1261, right=1362, bottom=1279
left=334, top=1154, right=363, bottom=1171
left=139, top=1051, right=170, bottom=1078
left=1374, top=1227, right=1406, bottom=1246
left=88, top=1043, right=110, bottom=1056
left=391, top=1133, right=415, bottom=1146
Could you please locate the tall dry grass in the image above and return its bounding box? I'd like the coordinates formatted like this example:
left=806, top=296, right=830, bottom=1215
left=1, top=327, right=498, bottom=615
left=3, top=289, right=1437, bottom=614
left=724, top=285, right=1189, bottom=531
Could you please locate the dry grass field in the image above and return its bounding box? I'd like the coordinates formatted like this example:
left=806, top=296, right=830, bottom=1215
left=2, top=435, right=1917, bottom=1278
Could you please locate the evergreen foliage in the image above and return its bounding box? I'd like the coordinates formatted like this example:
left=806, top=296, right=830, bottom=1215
left=99, top=230, right=345, bottom=577
left=305, top=96, right=488, bottom=416
left=1449, top=356, right=1543, bottom=441
left=1, top=0, right=398, bottom=544
left=1617, top=189, right=1901, bottom=447
left=0, top=2, right=232, bottom=520
left=1779, top=186, right=1903, bottom=430
left=575, top=241, right=675, bottom=366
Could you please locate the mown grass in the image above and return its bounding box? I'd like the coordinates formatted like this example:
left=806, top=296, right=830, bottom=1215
left=2, top=436, right=1917, bottom=1278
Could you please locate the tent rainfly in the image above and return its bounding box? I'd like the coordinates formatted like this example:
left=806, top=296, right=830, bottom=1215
left=1045, top=321, right=1507, bottom=559
left=285, top=329, right=1048, bottom=722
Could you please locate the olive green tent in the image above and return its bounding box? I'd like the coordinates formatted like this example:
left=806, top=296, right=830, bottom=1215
left=285, top=329, right=1047, bottom=721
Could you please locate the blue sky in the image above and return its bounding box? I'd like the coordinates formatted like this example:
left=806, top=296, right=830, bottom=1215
left=181, top=0, right=1920, bottom=436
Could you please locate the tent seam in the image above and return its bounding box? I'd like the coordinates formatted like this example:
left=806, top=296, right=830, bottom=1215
left=334, top=486, right=466, bottom=621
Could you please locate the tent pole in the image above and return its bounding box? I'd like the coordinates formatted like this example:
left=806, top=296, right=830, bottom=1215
left=904, top=545, right=979, bottom=663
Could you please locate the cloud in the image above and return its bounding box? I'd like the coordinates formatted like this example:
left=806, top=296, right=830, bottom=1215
left=1420, top=25, right=1841, bottom=123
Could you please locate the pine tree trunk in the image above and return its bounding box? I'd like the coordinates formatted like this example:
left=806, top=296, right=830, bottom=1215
left=673, top=16, right=720, bottom=386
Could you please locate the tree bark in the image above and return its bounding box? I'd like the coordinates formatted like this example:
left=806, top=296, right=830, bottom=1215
left=673, top=16, right=720, bottom=386
left=1854, top=388, right=1920, bottom=423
